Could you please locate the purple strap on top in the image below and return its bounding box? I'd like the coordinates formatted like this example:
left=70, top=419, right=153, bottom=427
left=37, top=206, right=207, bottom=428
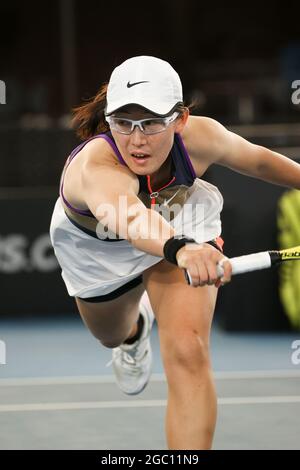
left=60, top=133, right=127, bottom=215
left=175, top=133, right=197, bottom=179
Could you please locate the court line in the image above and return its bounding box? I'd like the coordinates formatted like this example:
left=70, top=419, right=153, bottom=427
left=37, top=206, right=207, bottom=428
left=0, top=396, right=300, bottom=413
left=215, top=370, right=300, bottom=380
left=0, top=370, right=300, bottom=386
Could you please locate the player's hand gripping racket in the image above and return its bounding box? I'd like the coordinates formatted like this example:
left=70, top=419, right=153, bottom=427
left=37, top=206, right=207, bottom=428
left=184, top=245, right=300, bottom=285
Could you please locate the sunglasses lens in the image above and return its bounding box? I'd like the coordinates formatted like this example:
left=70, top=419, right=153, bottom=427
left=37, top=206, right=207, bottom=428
left=110, top=118, right=132, bottom=134
left=142, top=119, right=167, bottom=134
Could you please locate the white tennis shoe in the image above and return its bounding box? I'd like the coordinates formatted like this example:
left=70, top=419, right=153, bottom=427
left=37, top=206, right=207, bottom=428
left=107, top=291, right=155, bottom=395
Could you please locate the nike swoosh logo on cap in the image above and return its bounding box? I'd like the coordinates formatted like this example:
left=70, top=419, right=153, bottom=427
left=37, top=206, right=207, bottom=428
left=127, top=81, right=150, bottom=88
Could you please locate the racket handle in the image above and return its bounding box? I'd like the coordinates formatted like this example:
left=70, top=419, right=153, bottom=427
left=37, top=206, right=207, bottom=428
left=184, top=251, right=271, bottom=285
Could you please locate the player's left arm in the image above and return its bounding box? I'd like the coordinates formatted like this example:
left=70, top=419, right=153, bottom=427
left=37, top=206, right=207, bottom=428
left=190, top=117, right=300, bottom=190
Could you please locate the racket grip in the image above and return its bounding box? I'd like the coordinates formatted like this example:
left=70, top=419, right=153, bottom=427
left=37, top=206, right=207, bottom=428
left=184, top=251, right=271, bottom=285
left=184, top=269, right=193, bottom=285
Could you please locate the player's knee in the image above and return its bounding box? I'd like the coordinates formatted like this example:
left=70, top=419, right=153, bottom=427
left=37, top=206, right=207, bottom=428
left=162, top=331, right=211, bottom=374
left=88, top=328, right=126, bottom=348
left=85, top=323, right=130, bottom=347
left=99, top=336, right=125, bottom=349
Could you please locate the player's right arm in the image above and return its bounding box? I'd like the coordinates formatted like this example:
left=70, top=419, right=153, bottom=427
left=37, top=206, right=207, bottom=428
left=80, top=140, right=176, bottom=258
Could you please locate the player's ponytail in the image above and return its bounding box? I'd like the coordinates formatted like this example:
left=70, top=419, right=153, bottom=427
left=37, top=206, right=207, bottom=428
left=72, top=83, right=109, bottom=140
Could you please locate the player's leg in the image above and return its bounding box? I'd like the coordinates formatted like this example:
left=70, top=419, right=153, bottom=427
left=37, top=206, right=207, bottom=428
left=143, top=259, right=218, bottom=450
left=76, top=277, right=155, bottom=395
left=75, top=279, right=145, bottom=348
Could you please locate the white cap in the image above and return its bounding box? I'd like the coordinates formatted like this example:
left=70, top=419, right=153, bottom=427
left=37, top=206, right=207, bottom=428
left=105, top=56, right=183, bottom=116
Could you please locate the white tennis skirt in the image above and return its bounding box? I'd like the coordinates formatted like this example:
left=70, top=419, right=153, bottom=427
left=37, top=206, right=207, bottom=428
left=49, top=178, right=223, bottom=299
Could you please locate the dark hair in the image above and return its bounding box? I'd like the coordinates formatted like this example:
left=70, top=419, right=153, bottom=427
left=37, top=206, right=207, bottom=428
left=72, top=84, right=201, bottom=141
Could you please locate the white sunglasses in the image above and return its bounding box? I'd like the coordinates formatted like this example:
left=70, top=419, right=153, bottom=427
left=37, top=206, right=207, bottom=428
left=105, top=112, right=179, bottom=135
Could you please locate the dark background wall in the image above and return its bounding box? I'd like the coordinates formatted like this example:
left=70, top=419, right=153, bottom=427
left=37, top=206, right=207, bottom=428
left=1, top=1, right=300, bottom=121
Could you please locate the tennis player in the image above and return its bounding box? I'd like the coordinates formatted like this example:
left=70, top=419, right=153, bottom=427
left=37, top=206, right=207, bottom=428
left=50, top=56, right=300, bottom=449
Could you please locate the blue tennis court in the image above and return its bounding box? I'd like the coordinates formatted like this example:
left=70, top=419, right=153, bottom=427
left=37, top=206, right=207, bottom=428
left=0, top=316, right=299, bottom=449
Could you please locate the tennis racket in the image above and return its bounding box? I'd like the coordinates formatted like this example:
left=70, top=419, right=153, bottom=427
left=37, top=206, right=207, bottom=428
left=184, top=245, right=300, bottom=285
